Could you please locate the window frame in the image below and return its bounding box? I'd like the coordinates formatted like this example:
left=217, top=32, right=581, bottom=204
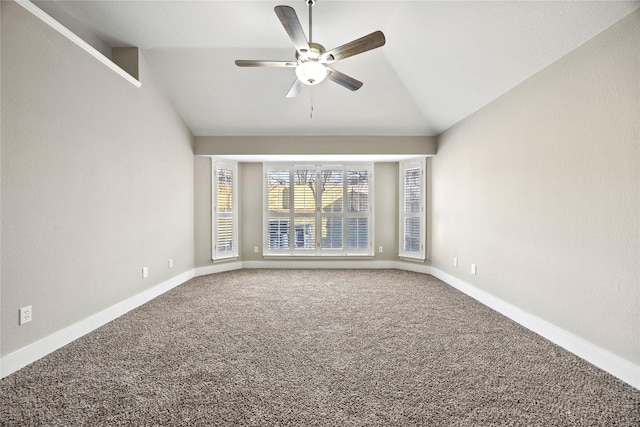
left=212, top=157, right=238, bottom=261
left=263, top=163, right=374, bottom=257
left=399, top=158, right=426, bottom=260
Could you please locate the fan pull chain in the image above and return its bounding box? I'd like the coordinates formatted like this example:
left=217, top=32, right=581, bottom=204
left=310, top=89, right=314, bottom=119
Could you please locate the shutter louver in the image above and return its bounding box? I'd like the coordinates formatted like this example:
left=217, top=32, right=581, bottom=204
left=267, top=170, right=291, bottom=249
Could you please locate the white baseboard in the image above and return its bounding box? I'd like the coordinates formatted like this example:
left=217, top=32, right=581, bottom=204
left=430, top=267, right=640, bottom=390
left=4, top=263, right=637, bottom=391
left=193, top=260, right=243, bottom=277
left=0, top=269, right=194, bottom=379
left=241, top=260, right=400, bottom=270
left=394, top=261, right=431, bottom=275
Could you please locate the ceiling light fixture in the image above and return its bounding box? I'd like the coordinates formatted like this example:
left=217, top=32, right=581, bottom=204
left=295, top=60, right=327, bottom=85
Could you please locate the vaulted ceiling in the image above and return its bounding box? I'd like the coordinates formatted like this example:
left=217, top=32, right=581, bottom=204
left=38, top=1, right=639, bottom=136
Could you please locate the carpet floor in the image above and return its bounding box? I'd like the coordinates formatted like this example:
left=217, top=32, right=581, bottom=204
left=1, top=269, right=638, bottom=426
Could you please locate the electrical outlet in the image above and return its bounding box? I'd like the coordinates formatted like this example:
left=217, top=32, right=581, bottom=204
left=378, top=246, right=383, bottom=254
left=471, top=264, right=477, bottom=275
left=142, top=267, right=149, bottom=279
left=168, top=258, right=173, bottom=269
left=453, top=257, right=458, bottom=267
left=19, top=306, right=32, bottom=325
left=253, top=246, right=259, bottom=254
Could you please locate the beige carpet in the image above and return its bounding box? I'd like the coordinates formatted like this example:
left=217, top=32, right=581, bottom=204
left=1, top=269, right=638, bottom=425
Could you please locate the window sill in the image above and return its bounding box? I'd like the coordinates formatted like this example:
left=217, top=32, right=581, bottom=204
left=263, top=254, right=374, bottom=260
left=212, top=256, right=239, bottom=263
left=399, top=256, right=426, bottom=263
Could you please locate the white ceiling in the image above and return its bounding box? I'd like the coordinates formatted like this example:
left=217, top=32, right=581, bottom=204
left=42, top=1, right=639, bottom=137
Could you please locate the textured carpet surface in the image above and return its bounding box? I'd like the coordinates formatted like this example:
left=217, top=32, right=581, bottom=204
left=1, top=269, right=638, bottom=426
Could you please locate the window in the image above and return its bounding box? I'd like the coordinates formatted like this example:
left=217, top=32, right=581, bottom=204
left=399, top=158, right=426, bottom=260
left=212, top=158, right=238, bottom=260
left=264, top=164, right=373, bottom=256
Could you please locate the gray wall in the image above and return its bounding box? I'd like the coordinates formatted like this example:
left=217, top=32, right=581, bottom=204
left=195, top=136, right=436, bottom=157
left=194, top=156, right=213, bottom=268
left=1, top=2, right=195, bottom=356
left=238, top=163, right=264, bottom=262
left=431, top=11, right=639, bottom=364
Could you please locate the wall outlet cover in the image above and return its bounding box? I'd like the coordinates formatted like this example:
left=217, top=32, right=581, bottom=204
left=19, top=306, right=32, bottom=325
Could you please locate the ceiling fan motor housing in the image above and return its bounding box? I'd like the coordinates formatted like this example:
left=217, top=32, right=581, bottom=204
left=296, top=42, right=325, bottom=61
left=295, top=43, right=328, bottom=85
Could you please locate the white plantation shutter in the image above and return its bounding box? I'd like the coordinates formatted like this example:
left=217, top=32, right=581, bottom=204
left=212, top=158, right=238, bottom=260
left=399, top=159, right=426, bottom=260
left=266, top=169, right=291, bottom=249
left=346, top=168, right=370, bottom=250
left=267, top=217, right=290, bottom=249
left=347, top=217, right=369, bottom=249
left=292, top=168, right=316, bottom=252
left=264, top=164, right=373, bottom=256
left=320, top=169, right=344, bottom=250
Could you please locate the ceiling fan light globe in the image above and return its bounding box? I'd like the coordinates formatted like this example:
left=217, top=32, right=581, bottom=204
left=296, top=61, right=327, bottom=85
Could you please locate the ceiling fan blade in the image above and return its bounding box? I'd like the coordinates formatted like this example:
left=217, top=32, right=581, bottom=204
left=322, top=31, right=386, bottom=63
left=235, top=60, right=296, bottom=67
left=274, top=5, right=310, bottom=56
left=326, top=67, right=363, bottom=91
left=286, top=79, right=304, bottom=98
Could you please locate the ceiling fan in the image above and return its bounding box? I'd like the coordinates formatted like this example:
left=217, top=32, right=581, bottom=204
left=235, top=0, right=386, bottom=98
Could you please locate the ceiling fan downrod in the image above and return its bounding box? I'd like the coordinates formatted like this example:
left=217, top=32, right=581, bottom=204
left=307, top=0, right=315, bottom=43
